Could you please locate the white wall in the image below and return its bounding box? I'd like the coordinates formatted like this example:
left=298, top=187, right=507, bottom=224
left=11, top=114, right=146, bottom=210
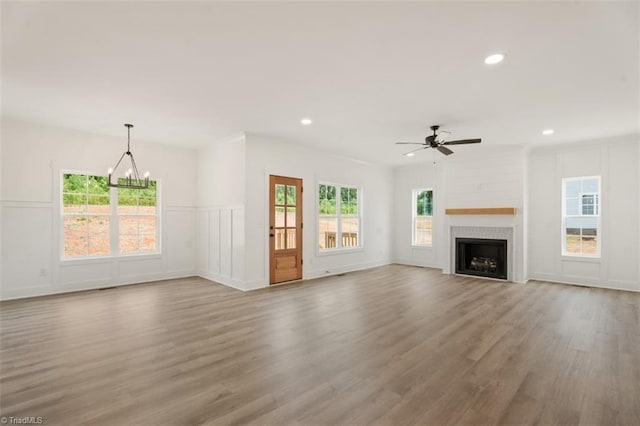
left=196, top=134, right=247, bottom=290
left=243, top=134, right=393, bottom=289
left=528, top=136, right=640, bottom=292
left=393, top=145, right=527, bottom=283
left=197, top=133, right=246, bottom=207
left=392, top=162, right=443, bottom=268
left=0, top=124, right=3, bottom=294
left=4, top=117, right=637, bottom=299
left=0, top=117, right=198, bottom=299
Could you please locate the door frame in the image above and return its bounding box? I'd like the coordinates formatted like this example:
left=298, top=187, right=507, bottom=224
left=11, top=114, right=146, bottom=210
left=268, top=174, right=303, bottom=285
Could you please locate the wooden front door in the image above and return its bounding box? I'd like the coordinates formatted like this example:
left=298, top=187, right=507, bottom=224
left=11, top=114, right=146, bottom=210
left=269, top=175, right=303, bottom=284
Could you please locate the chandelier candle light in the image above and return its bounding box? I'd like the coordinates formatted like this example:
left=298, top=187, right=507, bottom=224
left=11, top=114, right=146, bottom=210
left=107, top=123, right=150, bottom=189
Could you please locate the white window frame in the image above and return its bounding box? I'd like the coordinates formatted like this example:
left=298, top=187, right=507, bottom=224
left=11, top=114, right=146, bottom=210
left=60, top=170, right=161, bottom=261
left=317, top=182, right=362, bottom=253
left=412, top=188, right=434, bottom=247
left=561, top=176, right=601, bottom=258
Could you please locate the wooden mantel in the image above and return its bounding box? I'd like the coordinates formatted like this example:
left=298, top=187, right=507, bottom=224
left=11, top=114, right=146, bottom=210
left=445, top=207, right=517, bottom=215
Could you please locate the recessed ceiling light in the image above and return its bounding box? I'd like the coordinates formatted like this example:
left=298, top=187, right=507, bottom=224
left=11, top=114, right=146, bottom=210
left=300, top=118, right=312, bottom=126
left=542, top=129, right=555, bottom=135
left=484, top=53, right=504, bottom=65
left=405, top=152, right=415, bottom=157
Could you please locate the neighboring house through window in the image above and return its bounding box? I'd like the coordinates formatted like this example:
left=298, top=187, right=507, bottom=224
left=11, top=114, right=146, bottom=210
left=580, top=193, right=598, bottom=215
left=562, top=176, right=600, bottom=257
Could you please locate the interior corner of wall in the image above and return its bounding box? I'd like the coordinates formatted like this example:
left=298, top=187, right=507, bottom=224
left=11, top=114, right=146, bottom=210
left=245, top=279, right=268, bottom=291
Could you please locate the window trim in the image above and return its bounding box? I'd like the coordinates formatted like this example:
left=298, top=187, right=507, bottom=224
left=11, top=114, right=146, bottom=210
left=412, top=188, right=434, bottom=247
left=60, top=170, right=161, bottom=261
left=561, top=175, right=601, bottom=258
left=317, top=181, right=363, bottom=254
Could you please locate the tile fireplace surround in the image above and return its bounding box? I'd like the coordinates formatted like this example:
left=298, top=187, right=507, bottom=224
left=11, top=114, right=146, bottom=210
left=450, top=226, right=514, bottom=282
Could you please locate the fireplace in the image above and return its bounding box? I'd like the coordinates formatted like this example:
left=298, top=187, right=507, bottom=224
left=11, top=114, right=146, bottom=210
left=455, top=238, right=507, bottom=280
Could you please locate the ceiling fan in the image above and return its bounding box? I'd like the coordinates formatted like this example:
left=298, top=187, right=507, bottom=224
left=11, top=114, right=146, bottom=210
left=396, top=125, right=481, bottom=156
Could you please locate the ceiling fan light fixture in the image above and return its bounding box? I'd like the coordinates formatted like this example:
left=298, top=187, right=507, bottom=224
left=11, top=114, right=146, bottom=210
left=395, top=124, right=482, bottom=157
left=484, top=53, right=505, bottom=65
left=542, top=129, right=555, bottom=136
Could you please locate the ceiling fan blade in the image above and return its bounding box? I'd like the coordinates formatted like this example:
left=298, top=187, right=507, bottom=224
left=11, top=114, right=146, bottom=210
left=442, top=138, right=481, bottom=145
left=395, top=142, right=425, bottom=145
left=402, top=147, right=426, bottom=156
left=437, top=146, right=454, bottom=156
left=435, top=130, right=451, bottom=143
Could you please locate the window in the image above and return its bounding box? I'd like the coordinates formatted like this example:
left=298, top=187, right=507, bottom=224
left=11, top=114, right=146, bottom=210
left=562, top=176, right=600, bottom=257
left=61, top=172, right=159, bottom=259
left=62, top=174, right=111, bottom=258
left=412, top=189, right=433, bottom=246
left=273, top=182, right=298, bottom=250
left=118, top=181, right=159, bottom=254
left=318, top=183, right=361, bottom=251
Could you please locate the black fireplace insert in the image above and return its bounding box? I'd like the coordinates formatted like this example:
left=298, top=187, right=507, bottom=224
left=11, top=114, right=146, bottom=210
left=455, top=238, right=507, bottom=280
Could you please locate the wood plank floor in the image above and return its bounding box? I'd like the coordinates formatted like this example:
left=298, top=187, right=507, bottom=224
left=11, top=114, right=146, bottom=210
left=1, top=265, right=639, bottom=425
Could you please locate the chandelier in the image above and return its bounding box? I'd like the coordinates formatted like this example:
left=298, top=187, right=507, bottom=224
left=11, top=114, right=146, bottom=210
left=107, top=123, right=150, bottom=189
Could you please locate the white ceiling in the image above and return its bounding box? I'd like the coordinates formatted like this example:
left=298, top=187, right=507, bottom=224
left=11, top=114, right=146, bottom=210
left=2, top=1, right=638, bottom=166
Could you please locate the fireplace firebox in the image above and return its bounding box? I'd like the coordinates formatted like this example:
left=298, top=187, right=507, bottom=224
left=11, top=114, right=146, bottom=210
left=455, top=238, right=507, bottom=280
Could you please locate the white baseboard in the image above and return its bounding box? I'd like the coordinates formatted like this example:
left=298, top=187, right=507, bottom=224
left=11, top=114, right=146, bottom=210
left=528, top=273, right=639, bottom=293
left=392, top=258, right=442, bottom=269
left=304, top=259, right=391, bottom=280
left=0, top=272, right=197, bottom=301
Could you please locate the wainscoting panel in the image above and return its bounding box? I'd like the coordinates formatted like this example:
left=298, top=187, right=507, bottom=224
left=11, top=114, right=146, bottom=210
left=118, top=256, right=164, bottom=281
left=232, top=208, right=245, bottom=281
left=1, top=203, right=54, bottom=294
left=197, top=205, right=245, bottom=290
left=209, top=210, right=221, bottom=274
left=220, top=210, right=232, bottom=278
left=59, top=260, right=114, bottom=287
left=165, top=208, right=197, bottom=275
left=1, top=201, right=197, bottom=300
